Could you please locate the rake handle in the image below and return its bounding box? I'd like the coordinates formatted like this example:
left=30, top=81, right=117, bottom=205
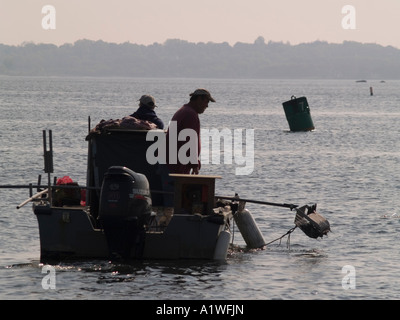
left=215, top=195, right=298, bottom=210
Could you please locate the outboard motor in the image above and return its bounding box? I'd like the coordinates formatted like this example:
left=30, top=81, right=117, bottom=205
left=99, top=166, right=152, bottom=259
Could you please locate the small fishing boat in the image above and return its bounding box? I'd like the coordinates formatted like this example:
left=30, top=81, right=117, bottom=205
left=14, top=122, right=330, bottom=263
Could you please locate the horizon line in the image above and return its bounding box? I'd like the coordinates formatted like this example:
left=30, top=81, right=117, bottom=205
left=1, top=38, right=399, bottom=50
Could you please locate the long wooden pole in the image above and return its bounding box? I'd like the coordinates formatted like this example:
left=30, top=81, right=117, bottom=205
left=16, top=188, right=48, bottom=209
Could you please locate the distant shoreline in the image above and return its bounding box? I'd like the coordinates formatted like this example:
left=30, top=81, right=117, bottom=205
left=1, top=39, right=399, bottom=79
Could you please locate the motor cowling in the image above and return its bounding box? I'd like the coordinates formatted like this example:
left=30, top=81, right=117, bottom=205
left=99, top=166, right=152, bottom=259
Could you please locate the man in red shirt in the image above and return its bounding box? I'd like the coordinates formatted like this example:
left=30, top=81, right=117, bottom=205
left=166, top=89, right=216, bottom=175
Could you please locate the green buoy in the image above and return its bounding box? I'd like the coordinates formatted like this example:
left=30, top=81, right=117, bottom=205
left=282, top=96, right=315, bottom=132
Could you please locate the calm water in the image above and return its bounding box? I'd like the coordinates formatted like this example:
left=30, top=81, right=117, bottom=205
left=1, top=76, right=400, bottom=300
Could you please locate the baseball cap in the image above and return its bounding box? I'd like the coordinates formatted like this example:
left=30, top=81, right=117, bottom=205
left=139, top=95, right=157, bottom=107
left=189, top=89, right=216, bottom=102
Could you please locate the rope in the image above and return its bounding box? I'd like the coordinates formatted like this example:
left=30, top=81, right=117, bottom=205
left=265, top=226, right=297, bottom=249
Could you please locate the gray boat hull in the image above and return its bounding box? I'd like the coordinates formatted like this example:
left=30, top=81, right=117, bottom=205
left=34, top=204, right=230, bottom=262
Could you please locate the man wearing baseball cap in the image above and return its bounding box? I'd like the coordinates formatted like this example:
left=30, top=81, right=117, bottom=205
left=166, top=88, right=216, bottom=175
left=131, top=95, right=164, bottom=129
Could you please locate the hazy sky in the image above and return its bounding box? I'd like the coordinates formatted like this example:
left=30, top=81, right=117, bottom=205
left=1, top=0, right=399, bottom=48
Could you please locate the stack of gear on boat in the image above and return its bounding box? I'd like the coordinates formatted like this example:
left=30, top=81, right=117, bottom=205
left=89, top=95, right=164, bottom=134
left=90, top=116, right=158, bottom=134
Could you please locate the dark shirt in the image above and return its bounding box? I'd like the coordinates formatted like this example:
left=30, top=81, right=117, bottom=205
left=166, top=104, right=201, bottom=174
left=131, top=105, right=164, bottom=129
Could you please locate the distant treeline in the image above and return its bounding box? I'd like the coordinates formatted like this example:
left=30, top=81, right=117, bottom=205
left=1, top=37, right=399, bottom=79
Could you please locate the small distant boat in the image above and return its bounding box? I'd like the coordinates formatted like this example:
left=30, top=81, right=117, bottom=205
left=356, top=80, right=367, bottom=83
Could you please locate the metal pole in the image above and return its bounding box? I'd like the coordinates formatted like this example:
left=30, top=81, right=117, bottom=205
left=215, top=195, right=299, bottom=210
